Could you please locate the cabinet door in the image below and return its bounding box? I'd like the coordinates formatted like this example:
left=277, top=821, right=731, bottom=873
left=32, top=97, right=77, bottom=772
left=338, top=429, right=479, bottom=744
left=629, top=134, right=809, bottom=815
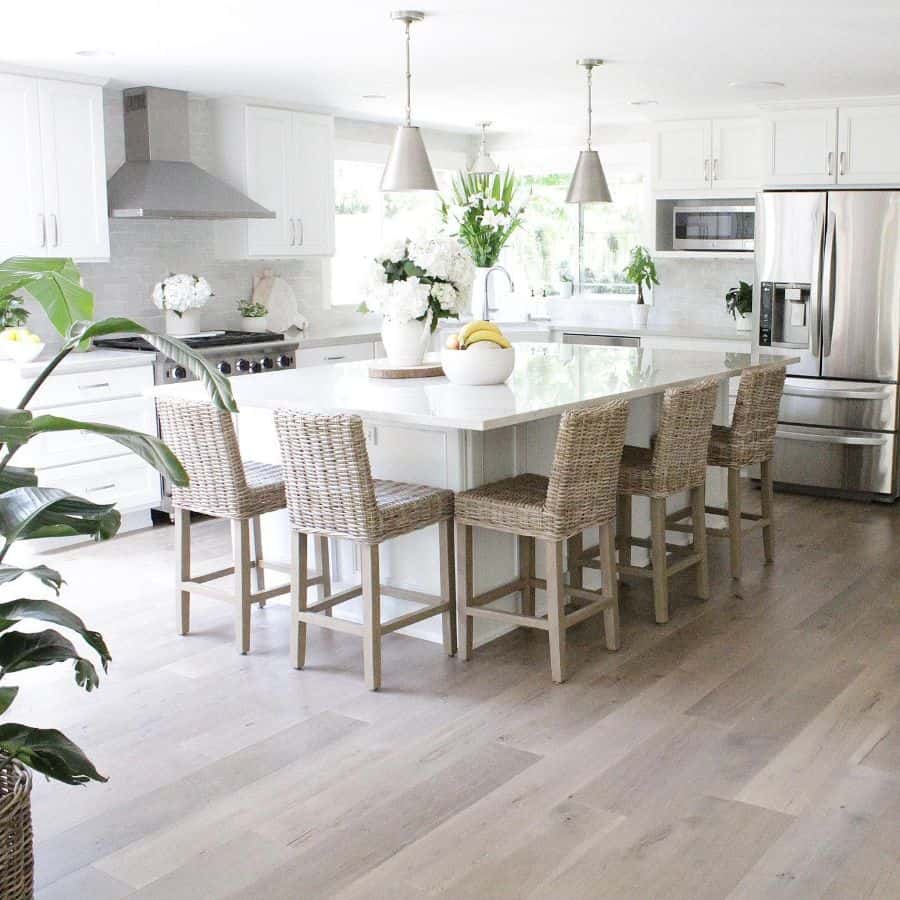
left=38, top=79, right=109, bottom=259
left=711, top=117, right=761, bottom=190
left=0, top=75, right=46, bottom=258
left=290, top=112, right=335, bottom=256
left=837, top=103, right=900, bottom=185
left=653, top=120, right=712, bottom=191
left=245, top=106, right=297, bottom=256
left=763, top=108, right=838, bottom=186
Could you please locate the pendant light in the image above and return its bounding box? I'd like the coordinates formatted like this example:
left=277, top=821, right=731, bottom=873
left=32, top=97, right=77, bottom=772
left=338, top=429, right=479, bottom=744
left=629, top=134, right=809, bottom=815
left=469, top=121, right=498, bottom=175
left=566, top=58, right=612, bottom=204
left=380, top=10, right=438, bottom=192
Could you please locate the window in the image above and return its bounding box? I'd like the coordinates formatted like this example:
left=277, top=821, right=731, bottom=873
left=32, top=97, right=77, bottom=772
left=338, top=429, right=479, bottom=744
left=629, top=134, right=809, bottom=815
left=331, top=160, right=453, bottom=306
left=499, top=144, right=650, bottom=299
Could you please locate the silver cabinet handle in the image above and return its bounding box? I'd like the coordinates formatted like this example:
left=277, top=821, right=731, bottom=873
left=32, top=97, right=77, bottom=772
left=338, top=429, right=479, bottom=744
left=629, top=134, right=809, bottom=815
left=838, top=150, right=846, bottom=176
left=826, top=150, right=834, bottom=176
left=288, top=217, right=296, bottom=246
left=703, top=159, right=710, bottom=182
left=713, top=158, right=719, bottom=180
left=86, top=482, right=117, bottom=493
left=49, top=213, right=59, bottom=247
left=37, top=213, right=46, bottom=247
left=783, top=385, right=893, bottom=401
left=777, top=429, right=889, bottom=447
left=324, top=354, right=345, bottom=361
left=297, top=217, right=303, bottom=246
left=78, top=382, right=110, bottom=390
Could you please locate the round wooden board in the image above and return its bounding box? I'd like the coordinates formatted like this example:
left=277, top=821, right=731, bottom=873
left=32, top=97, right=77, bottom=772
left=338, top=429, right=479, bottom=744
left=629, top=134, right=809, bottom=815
left=368, top=360, right=445, bottom=379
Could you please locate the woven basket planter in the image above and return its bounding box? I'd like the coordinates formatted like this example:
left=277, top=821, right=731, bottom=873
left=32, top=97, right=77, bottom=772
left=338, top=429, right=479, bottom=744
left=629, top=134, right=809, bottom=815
left=0, top=762, right=33, bottom=900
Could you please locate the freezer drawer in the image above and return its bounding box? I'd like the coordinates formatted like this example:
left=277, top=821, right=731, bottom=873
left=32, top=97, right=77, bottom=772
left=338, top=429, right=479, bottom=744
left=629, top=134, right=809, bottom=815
left=780, top=379, right=897, bottom=431
left=773, top=425, right=897, bottom=496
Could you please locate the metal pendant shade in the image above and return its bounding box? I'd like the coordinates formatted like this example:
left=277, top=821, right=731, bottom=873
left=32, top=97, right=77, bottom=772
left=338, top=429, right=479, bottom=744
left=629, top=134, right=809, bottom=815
left=381, top=11, right=438, bottom=192
left=469, top=121, right=498, bottom=175
left=566, top=59, right=612, bottom=204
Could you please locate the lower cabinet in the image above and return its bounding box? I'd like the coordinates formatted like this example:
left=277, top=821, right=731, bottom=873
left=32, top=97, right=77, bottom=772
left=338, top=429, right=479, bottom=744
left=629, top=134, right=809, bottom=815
left=294, top=340, right=377, bottom=368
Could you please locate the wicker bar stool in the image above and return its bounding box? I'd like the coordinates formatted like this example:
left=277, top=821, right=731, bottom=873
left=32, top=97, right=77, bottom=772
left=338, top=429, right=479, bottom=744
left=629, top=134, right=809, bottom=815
left=667, top=364, right=787, bottom=579
left=156, top=397, right=327, bottom=655
left=273, top=410, right=455, bottom=691
left=598, top=377, right=719, bottom=626
left=454, top=400, right=629, bottom=684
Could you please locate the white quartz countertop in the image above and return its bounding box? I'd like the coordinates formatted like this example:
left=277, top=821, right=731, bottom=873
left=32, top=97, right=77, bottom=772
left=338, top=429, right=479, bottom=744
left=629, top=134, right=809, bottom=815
left=154, top=342, right=795, bottom=432
left=1, top=348, right=153, bottom=379
left=551, top=322, right=752, bottom=341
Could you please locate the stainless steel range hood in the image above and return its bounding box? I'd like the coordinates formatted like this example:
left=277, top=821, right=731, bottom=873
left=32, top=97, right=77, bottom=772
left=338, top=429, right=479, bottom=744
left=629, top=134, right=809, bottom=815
left=107, top=87, right=275, bottom=220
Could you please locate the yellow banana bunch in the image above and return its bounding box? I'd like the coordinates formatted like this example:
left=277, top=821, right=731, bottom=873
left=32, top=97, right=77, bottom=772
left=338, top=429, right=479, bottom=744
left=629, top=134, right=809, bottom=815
left=445, top=320, right=510, bottom=350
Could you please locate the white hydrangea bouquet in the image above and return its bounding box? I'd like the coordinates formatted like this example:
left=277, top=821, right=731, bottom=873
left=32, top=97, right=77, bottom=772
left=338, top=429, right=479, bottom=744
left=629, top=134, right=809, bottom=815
left=360, top=237, right=474, bottom=332
left=151, top=273, right=214, bottom=318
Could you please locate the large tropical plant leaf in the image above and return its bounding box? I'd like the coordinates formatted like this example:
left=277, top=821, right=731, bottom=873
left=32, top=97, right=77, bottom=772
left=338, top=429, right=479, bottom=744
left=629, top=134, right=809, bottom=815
left=0, top=467, right=36, bottom=493
left=0, top=408, right=33, bottom=450
left=0, top=599, right=109, bottom=670
left=0, top=686, right=17, bottom=716
left=0, top=565, right=63, bottom=594
left=0, top=258, right=93, bottom=336
left=0, top=723, right=107, bottom=785
left=0, top=628, right=100, bottom=689
left=68, top=318, right=237, bottom=412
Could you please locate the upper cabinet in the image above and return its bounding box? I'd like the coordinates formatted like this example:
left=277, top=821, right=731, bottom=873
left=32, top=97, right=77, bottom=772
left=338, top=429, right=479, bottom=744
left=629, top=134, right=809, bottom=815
left=653, top=117, right=761, bottom=194
left=763, top=102, right=900, bottom=187
left=212, top=103, right=335, bottom=258
left=0, top=73, right=109, bottom=260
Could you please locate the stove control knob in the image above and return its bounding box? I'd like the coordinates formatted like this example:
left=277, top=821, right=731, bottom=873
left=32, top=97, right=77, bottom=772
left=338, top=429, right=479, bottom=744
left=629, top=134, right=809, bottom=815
left=217, top=361, right=232, bottom=375
left=260, top=356, right=274, bottom=370
left=236, top=358, right=251, bottom=373
left=250, top=360, right=262, bottom=374
left=171, top=365, right=187, bottom=380
left=277, top=354, right=293, bottom=368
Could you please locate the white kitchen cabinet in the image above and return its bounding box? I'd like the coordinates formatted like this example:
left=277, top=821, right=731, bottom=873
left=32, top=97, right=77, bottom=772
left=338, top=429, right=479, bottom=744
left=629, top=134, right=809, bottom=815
left=0, top=73, right=109, bottom=260
left=762, top=107, right=838, bottom=186
left=294, top=340, right=375, bottom=368
left=836, top=102, right=900, bottom=185
left=212, top=103, right=335, bottom=258
left=653, top=118, right=761, bottom=193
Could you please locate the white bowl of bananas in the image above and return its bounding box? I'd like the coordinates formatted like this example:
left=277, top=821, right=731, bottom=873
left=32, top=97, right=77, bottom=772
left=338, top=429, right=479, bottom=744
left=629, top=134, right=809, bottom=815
left=441, top=321, right=515, bottom=386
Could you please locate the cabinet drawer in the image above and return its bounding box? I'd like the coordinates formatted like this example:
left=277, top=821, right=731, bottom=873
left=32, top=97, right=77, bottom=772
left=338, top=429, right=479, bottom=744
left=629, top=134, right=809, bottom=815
left=37, top=455, right=160, bottom=512
left=28, top=364, right=153, bottom=409
left=17, top=396, right=156, bottom=469
left=295, top=342, right=373, bottom=367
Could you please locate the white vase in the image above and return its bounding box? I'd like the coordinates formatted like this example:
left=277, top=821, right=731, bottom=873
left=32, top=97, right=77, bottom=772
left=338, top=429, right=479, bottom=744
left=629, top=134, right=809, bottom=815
left=381, top=312, right=432, bottom=367
left=735, top=313, right=752, bottom=332
left=165, top=309, right=202, bottom=336
left=241, top=315, right=268, bottom=332
left=631, top=305, right=650, bottom=328
left=471, top=266, right=494, bottom=319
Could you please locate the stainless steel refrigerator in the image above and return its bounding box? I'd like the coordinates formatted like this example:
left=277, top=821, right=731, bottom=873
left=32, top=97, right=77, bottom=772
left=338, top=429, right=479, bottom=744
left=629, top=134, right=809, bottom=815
left=757, top=190, right=900, bottom=500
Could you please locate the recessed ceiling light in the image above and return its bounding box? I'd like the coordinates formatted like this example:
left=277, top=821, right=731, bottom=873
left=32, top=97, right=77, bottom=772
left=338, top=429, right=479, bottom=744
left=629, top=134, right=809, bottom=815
left=728, top=80, right=784, bottom=89
left=630, top=99, right=658, bottom=106
left=75, top=48, right=115, bottom=58
left=362, top=94, right=388, bottom=101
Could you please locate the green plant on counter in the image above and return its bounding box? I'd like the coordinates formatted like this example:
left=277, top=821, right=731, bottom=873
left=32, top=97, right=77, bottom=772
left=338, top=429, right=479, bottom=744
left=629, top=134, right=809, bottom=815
left=725, top=280, right=753, bottom=319
left=0, top=256, right=236, bottom=786
left=237, top=298, right=267, bottom=318
left=623, top=246, right=659, bottom=305
left=0, top=294, right=29, bottom=330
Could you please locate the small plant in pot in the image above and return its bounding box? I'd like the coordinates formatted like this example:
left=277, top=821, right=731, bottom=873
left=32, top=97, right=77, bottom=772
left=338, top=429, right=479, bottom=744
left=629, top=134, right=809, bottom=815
left=624, top=246, right=659, bottom=328
left=725, top=280, right=753, bottom=332
left=557, top=265, right=574, bottom=298
left=237, top=298, right=268, bottom=332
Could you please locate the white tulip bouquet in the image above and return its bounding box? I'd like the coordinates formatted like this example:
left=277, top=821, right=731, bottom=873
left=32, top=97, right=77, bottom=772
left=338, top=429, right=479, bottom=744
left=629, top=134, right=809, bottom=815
left=360, top=237, right=474, bottom=331
left=151, top=273, right=214, bottom=318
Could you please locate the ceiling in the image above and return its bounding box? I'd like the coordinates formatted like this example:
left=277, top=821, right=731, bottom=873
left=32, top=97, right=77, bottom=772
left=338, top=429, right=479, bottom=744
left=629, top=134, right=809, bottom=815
left=4, top=1, right=900, bottom=136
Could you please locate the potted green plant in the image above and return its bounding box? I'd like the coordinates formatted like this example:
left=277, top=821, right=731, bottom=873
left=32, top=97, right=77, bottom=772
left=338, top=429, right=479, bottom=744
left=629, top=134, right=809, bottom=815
left=237, top=298, right=268, bottom=332
left=0, top=256, right=234, bottom=896
left=725, top=280, right=753, bottom=332
left=623, top=246, right=659, bottom=328
left=557, top=265, right=574, bottom=298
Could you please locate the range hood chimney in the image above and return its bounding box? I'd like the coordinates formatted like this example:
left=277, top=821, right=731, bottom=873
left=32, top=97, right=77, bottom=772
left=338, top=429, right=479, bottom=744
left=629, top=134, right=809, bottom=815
left=107, top=87, right=275, bottom=220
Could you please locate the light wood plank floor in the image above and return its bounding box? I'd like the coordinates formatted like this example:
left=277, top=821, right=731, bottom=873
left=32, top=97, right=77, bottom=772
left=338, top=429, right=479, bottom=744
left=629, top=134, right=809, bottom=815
left=14, top=484, right=900, bottom=899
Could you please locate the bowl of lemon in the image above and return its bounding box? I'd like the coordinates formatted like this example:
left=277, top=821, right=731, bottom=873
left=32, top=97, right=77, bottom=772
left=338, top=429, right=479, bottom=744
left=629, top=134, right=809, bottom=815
left=441, top=321, right=515, bottom=385
left=0, top=327, right=45, bottom=363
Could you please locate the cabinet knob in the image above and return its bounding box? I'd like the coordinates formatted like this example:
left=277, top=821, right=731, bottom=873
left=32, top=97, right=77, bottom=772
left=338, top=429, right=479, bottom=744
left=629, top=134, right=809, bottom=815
left=171, top=365, right=187, bottom=380
left=217, top=361, right=232, bottom=375
left=236, top=358, right=251, bottom=373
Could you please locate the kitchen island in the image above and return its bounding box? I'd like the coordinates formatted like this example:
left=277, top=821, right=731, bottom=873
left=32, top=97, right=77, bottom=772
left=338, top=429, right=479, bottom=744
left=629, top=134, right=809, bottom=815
left=154, top=342, right=793, bottom=646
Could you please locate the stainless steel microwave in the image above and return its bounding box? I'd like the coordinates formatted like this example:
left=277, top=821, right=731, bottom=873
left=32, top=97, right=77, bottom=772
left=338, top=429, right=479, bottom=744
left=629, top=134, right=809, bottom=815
left=673, top=205, right=755, bottom=251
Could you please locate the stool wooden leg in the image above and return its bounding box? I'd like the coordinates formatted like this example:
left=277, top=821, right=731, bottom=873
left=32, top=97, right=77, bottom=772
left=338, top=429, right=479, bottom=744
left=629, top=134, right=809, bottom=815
left=598, top=522, right=620, bottom=651
left=317, top=536, right=333, bottom=616
left=361, top=544, right=382, bottom=691
left=567, top=532, right=584, bottom=590
left=439, top=519, right=457, bottom=657
left=232, top=519, right=252, bottom=654
left=617, top=494, right=632, bottom=568
left=545, top=540, right=567, bottom=684
left=691, top=484, right=710, bottom=601
left=760, top=459, right=775, bottom=564
left=727, top=467, right=743, bottom=580
left=518, top=535, right=536, bottom=616
left=174, top=508, right=190, bottom=635
left=250, top=515, right=266, bottom=603
left=456, top=523, right=474, bottom=662
left=650, top=497, right=669, bottom=625
left=290, top=531, right=308, bottom=669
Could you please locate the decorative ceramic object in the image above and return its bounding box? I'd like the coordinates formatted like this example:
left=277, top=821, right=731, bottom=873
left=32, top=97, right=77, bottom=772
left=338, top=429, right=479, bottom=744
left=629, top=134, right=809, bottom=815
left=735, top=313, right=752, bottom=332
left=381, top=314, right=433, bottom=367
left=252, top=269, right=308, bottom=333
left=631, top=305, right=650, bottom=328
left=441, top=345, right=516, bottom=385
left=165, top=309, right=202, bottom=336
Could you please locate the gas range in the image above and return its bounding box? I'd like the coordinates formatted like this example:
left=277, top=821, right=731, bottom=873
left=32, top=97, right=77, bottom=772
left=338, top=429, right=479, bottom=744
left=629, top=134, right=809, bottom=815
left=94, top=330, right=299, bottom=383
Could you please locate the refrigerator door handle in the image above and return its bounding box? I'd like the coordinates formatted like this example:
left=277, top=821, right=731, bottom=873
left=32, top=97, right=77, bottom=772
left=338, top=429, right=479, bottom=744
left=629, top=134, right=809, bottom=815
left=776, top=428, right=890, bottom=447
left=821, top=211, right=837, bottom=358
left=809, top=209, right=825, bottom=357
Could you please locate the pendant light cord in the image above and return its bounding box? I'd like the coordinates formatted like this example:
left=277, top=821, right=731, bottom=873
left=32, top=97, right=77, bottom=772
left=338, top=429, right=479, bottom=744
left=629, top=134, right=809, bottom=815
left=404, top=19, right=412, bottom=127
left=585, top=64, right=593, bottom=150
